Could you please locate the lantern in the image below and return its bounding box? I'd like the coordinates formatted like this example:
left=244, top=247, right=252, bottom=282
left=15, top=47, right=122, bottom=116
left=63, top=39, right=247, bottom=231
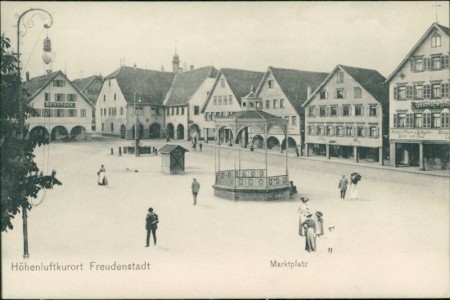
left=42, top=37, right=54, bottom=65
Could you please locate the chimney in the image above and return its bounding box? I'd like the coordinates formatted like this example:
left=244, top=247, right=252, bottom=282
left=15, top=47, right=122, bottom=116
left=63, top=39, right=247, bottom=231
left=26, top=71, right=30, bottom=81
left=307, top=85, right=312, bottom=99
left=190, top=65, right=194, bottom=71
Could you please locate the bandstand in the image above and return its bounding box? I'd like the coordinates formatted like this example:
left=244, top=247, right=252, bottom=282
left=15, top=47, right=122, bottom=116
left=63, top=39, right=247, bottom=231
left=213, top=90, right=295, bottom=201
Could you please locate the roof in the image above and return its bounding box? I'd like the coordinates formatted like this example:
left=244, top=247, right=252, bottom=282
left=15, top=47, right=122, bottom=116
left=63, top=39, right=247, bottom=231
left=224, top=110, right=285, bottom=121
left=303, top=65, right=388, bottom=107
left=72, top=75, right=102, bottom=92
left=260, top=67, right=328, bottom=113
left=163, top=66, right=218, bottom=106
left=24, top=70, right=95, bottom=107
left=385, top=23, right=450, bottom=83
left=159, top=144, right=189, bottom=154
left=202, top=68, right=264, bottom=112
left=104, top=66, right=175, bottom=106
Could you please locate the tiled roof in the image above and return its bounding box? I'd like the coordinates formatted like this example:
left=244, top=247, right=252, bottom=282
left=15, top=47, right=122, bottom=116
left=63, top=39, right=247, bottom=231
left=72, top=75, right=100, bottom=91
left=340, top=65, right=388, bottom=106
left=159, top=144, right=189, bottom=154
left=224, top=110, right=285, bottom=121
left=164, top=66, right=218, bottom=107
left=24, top=71, right=59, bottom=99
left=436, top=23, right=449, bottom=36
left=105, top=66, right=174, bottom=106
left=221, top=68, right=264, bottom=103
left=267, top=67, right=328, bottom=113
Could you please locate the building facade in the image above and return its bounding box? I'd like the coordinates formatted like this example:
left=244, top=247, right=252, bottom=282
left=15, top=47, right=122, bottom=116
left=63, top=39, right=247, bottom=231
left=73, top=75, right=103, bottom=131
left=386, top=23, right=449, bottom=171
left=255, top=67, right=327, bottom=151
left=25, top=71, right=94, bottom=141
left=303, top=65, right=389, bottom=164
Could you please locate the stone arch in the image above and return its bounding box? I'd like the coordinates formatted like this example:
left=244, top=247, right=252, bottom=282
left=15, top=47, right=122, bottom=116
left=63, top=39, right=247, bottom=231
left=217, top=125, right=234, bottom=145
left=120, top=125, right=126, bottom=139
left=166, top=123, right=174, bottom=139
left=252, top=135, right=264, bottom=148
left=29, top=126, right=49, bottom=140
left=267, top=136, right=280, bottom=150
left=189, top=123, right=200, bottom=141
left=177, top=124, right=185, bottom=140
left=70, top=125, right=87, bottom=140
left=149, top=123, right=161, bottom=139
left=51, top=126, right=68, bottom=141
left=281, top=137, right=297, bottom=150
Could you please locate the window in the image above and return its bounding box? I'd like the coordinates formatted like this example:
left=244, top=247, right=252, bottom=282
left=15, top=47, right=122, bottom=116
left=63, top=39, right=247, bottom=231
left=218, top=96, right=222, bottom=105
left=266, top=100, right=270, bottom=109
left=114, top=93, right=116, bottom=101
left=369, top=127, right=378, bottom=138
left=223, top=97, right=228, bottom=105
left=67, top=94, right=77, bottom=102
left=432, top=83, right=441, bottom=98
left=406, top=113, right=413, bottom=128
left=280, top=99, right=285, bottom=108
left=267, top=80, right=274, bottom=88
left=343, top=106, right=350, bottom=116
left=308, top=107, right=315, bottom=117
left=355, top=105, right=363, bottom=116
left=414, top=85, right=423, bottom=99
left=229, top=95, right=233, bottom=105
left=120, top=107, right=124, bottom=115
left=397, top=86, right=406, bottom=100
left=406, top=86, right=414, bottom=99
left=442, top=83, right=449, bottom=98
left=369, top=105, right=377, bottom=116
left=432, top=113, right=441, bottom=128
left=176, top=107, right=179, bottom=115
left=194, top=106, right=199, bottom=115
left=326, top=125, right=333, bottom=136
left=431, top=34, right=441, bottom=47
left=424, top=84, right=431, bottom=99
left=213, top=96, right=217, bottom=105
left=414, top=58, right=424, bottom=71
left=103, top=108, right=106, bottom=115
left=423, top=112, right=431, bottom=128
left=330, top=106, right=338, bottom=116
left=335, top=88, right=345, bottom=99
left=220, top=79, right=225, bottom=88
left=44, top=109, right=50, bottom=117
left=171, top=107, right=174, bottom=115
left=56, top=109, right=64, bottom=117
left=432, top=56, right=442, bottom=70
left=181, top=107, right=185, bottom=115
left=336, top=71, right=344, bottom=83
left=442, top=112, right=449, bottom=128
left=102, top=123, right=104, bottom=131
left=443, top=56, right=449, bottom=69
left=336, top=126, right=343, bottom=136
left=292, top=116, right=297, bottom=125
left=103, top=95, right=106, bottom=102
left=53, top=80, right=65, bottom=87
left=108, top=79, right=111, bottom=87
left=354, top=87, right=362, bottom=99
left=346, top=126, right=353, bottom=136
left=319, top=89, right=328, bottom=99
left=414, top=113, right=423, bottom=127
left=357, top=127, right=364, bottom=137
left=308, top=126, right=313, bottom=135
left=398, top=113, right=406, bottom=127
left=319, top=106, right=326, bottom=117
left=45, top=93, right=50, bottom=101
left=273, top=99, right=278, bottom=109
left=108, top=108, right=111, bottom=115
left=55, top=93, right=65, bottom=102
left=317, top=126, right=323, bottom=136
left=68, top=109, right=77, bottom=117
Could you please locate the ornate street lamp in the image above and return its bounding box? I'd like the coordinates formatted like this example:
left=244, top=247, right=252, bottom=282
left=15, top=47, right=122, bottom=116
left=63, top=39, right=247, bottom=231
left=16, top=8, right=54, bottom=259
left=134, top=92, right=141, bottom=157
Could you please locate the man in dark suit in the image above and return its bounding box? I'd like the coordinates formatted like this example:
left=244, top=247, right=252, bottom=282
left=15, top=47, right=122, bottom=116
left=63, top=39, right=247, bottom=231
left=338, top=175, right=348, bottom=199
left=145, top=207, right=159, bottom=247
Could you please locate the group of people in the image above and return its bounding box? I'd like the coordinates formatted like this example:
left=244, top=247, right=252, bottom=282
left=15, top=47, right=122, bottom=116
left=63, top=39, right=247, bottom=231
left=298, top=197, right=335, bottom=254
left=191, top=138, right=202, bottom=152
left=338, top=172, right=362, bottom=199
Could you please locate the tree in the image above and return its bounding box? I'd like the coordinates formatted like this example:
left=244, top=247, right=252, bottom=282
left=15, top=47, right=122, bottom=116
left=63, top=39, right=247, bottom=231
left=1, top=33, right=61, bottom=232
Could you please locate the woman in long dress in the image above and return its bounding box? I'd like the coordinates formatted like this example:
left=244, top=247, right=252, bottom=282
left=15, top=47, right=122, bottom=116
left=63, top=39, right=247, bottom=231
left=315, top=211, right=324, bottom=236
left=302, top=214, right=316, bottom=252
left=298, top=197, right=310, bottom=236
left=349, top=172, right=361, bottom=199
left=97, top=165, right=107, bottom=186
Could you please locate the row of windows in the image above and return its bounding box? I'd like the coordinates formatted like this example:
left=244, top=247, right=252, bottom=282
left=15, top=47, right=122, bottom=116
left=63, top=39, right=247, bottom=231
left=100, top=107, right=161, bottom=117
left=213, top=95, right=233, bottom=106
left=103, top=93, right=117, bottom=102
left=393, top=112, right=449, bottom=129
left=394, top=83, right=449, bottom=100
left=35, top=108, right=87, bottom=118
left=308, top=124, right=379, bottom=138
left=53, top=80, right=65, bottom=87
left=264, top=99, right=285, bottom=109
left=45, top=93, right=77, bottom=102
left=319, top=87, right=362, bottom=100
left=409, top=55, right=449, bottom=73
left=166, top=106, right=185, bottom=116
left=308, top=105, right=378, bottom=117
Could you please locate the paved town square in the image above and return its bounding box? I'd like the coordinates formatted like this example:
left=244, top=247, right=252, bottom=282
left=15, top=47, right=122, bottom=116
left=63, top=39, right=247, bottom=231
left=2, top=139, right=449, bottom=298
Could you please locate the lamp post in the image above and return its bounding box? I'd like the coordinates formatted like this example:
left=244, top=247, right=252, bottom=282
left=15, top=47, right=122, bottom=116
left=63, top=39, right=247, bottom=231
left=16, top=8, right=53, bottom=259
left=134, top=92, right=141, bottom=157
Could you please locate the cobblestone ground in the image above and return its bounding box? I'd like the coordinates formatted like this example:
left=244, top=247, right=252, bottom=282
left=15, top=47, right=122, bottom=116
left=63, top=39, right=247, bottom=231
left=2, top=138, right=449, bottom=298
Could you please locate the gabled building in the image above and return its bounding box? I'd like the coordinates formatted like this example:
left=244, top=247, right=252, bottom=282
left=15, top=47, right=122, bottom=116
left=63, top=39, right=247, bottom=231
left=95, top=66, right=174, bottom=139
left=201, top=68, right=264, bottom=143
left=385, top=23, right=449, bottom=171
left=302, top=65, right=389, bottom=164
left=24, top=70, right=95, bottom=141
left=73, top=75, right=103, bottom=130
left=163, top=66, right=218, bottom=140
left=255, top=67, right=327, bottom=151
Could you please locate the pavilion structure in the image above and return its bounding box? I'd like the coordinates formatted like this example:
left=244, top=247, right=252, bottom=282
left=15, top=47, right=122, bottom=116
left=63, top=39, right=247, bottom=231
left=213, top=89, right=295, bottom=201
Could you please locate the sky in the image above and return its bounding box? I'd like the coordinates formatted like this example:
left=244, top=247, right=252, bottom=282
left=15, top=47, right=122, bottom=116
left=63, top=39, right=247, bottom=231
left=1, top=1, right=449, bottom=81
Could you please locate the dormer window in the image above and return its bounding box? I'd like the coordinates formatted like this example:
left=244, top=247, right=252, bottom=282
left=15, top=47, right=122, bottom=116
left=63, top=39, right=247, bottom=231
left=267, top=80, right=274, bottom=88
left=336, top=71, right=344, bottom=83
left=431, top=34, right=441, bottom=48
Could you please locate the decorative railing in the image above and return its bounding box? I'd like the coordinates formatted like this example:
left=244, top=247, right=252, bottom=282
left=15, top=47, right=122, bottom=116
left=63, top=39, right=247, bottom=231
left=215, top=169, right=289, bottom=189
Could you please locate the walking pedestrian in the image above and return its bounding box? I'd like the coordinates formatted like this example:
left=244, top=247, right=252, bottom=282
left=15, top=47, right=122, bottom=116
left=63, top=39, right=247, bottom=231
left=298, top=197, right=310, bottom=236
left=302, top=213, right=317, bottom=252
left=191, top=178, right=200, bottom=205
left=338, top=175, right=348, bottom=199
left=295, top=146, right=300, bottom=157
left=327, top=226, right=336, bottom=254
left=315, top=211, right=324, bottom=237
left=349, top=172, right=362, bottom=199
left=145, top=207, right=159, bottom=247
left=199, top=142, right=203, bottom=152
left=97, top=164, right=108, bottom=186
